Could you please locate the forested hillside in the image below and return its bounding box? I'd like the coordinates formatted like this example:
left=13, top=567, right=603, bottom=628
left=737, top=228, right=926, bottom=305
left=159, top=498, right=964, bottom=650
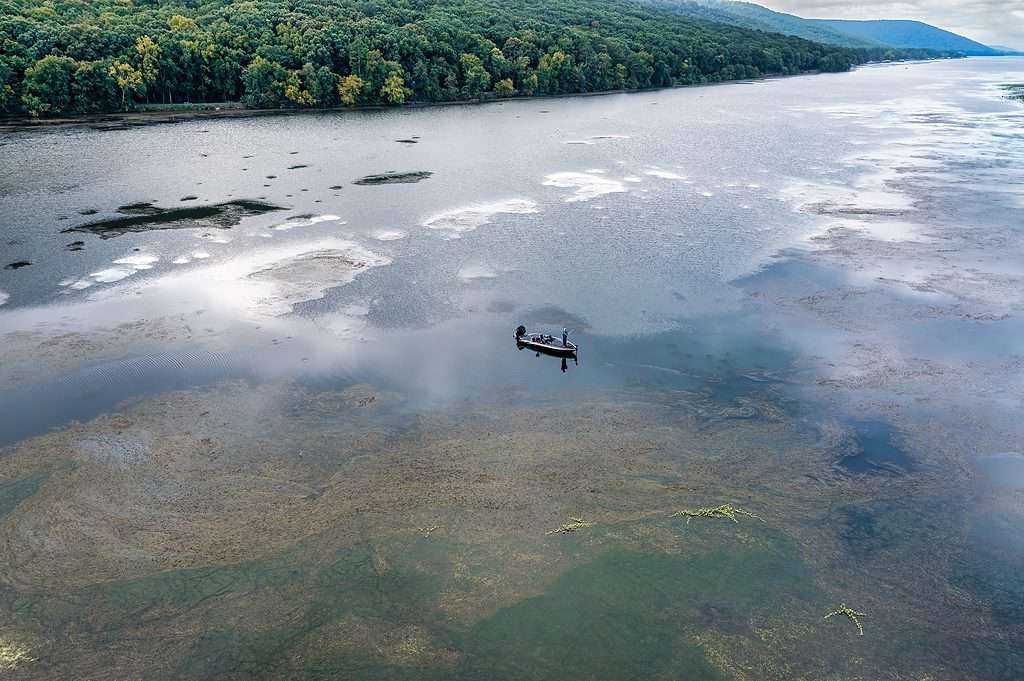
left=0, top=0, right=934, bottom=117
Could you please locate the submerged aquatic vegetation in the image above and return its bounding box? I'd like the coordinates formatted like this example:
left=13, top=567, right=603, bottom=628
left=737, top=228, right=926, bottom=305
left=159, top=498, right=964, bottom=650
left=0, top=639, right=35, bottom=671
left=670, top=504, right=763, bottom=525
left=546, top=516, right=593, bottom=535
left=824, top=603, right=867, bottom=635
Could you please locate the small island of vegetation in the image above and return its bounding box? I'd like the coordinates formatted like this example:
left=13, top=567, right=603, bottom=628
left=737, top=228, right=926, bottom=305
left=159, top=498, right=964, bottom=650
left=1, top=0, right=946, bottom=118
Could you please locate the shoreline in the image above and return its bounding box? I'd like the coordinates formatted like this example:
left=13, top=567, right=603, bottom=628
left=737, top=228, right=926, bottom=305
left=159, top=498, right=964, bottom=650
left=0, top=58, right=957, bottom=133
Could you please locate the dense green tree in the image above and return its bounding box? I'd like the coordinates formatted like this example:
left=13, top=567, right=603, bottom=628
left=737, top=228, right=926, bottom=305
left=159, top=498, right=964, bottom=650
left=308, top=64, right=338, bottom=106
left=21, top=53, right=74, bottom=116
left=71, top=59, right=118, bottom=113
left=459, top=52, right=491, bottom=98
left=241, top=55, right=287, bottom=107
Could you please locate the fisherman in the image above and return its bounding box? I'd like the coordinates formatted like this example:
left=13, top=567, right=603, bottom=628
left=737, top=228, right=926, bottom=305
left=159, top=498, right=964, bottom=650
left=562, top=328, right=568, bottom=347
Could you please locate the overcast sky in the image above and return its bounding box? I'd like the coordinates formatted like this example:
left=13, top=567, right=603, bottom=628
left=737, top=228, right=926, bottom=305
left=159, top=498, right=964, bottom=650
left=757, top=1, right=1024, bottom=48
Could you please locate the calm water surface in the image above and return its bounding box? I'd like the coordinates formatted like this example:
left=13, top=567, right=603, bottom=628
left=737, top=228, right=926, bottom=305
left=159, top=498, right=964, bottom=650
left=1, top=58, right=1023, bottom=680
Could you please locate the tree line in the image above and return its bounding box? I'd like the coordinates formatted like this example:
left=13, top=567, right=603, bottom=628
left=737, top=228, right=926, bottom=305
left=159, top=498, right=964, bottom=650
left=0, top=0, right=944, bottom=117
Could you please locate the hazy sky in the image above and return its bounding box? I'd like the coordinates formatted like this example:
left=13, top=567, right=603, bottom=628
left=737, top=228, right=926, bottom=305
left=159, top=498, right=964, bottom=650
left=757, top=1, right=1024, bottom=48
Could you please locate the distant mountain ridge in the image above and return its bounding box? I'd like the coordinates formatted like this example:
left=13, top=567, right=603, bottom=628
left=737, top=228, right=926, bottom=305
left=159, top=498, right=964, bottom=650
left=642, top=1, right=1005, bottom=55
left=641, top=1, right=882, bottom=48
left=813, top=19, right=1000, bottom=56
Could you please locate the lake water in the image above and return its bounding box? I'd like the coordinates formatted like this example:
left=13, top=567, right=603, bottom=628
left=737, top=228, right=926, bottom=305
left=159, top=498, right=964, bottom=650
left=1, top=58, right=1023, bottom=680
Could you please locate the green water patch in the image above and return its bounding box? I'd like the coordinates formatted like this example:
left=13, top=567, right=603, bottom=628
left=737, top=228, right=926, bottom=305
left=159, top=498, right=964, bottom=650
left=63, top=200, right=285, bottom=238
left=174, top=540, right=448, bottom=680
left=461, top=533, right=818, bottom=680
left=0, top=474, right=46, bottom=518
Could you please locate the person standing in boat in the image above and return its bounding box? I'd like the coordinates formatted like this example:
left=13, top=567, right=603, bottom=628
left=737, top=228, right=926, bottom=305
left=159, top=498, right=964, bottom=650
left=562, top=328, right=568, bottom=347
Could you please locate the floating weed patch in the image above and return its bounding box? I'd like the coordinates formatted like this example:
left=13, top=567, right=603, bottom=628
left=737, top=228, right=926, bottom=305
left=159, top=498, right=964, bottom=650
left=824, top=603, right=866, bottom=636
left=546, top=516, right=593, bottom=535
left=670, top=504, right=762, bottom=525
left=0, top=638, right=35, bottom=670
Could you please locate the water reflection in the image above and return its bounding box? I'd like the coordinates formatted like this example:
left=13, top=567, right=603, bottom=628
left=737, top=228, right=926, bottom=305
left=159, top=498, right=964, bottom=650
left=1, top=59, right=1024, bottom=680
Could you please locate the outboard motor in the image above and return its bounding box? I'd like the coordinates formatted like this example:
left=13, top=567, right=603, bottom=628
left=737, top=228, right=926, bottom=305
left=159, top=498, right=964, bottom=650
left=515, top=325, right=527, bottom=339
